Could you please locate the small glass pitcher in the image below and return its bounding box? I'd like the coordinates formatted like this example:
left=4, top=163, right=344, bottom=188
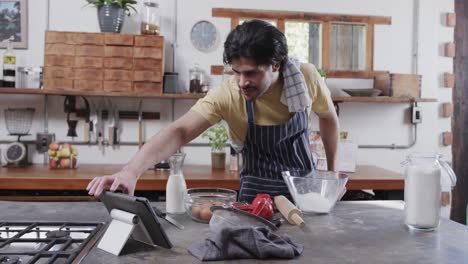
left=165, top=152, right=187, bottom=214
left=402, top=153, right=456, bottom=231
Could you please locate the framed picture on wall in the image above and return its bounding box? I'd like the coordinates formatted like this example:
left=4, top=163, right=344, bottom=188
left=0, top=0, right=27, bottom=49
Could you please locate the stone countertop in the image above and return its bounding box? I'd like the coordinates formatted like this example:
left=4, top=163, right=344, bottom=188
left=1, top=201, right=467, bottom=264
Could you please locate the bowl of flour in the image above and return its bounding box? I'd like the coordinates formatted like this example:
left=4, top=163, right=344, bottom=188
left=282, top=171, right=349, bottom=214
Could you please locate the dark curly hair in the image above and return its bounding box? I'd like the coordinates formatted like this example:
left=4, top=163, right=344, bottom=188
left=223, top=19, right=288, bottom=70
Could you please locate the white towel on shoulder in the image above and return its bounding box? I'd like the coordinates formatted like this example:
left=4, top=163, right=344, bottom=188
left=280, top=57, right=311, bottom=112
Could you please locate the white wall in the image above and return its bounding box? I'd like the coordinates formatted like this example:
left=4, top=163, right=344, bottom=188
left=0, top=0, right=453, bottom=174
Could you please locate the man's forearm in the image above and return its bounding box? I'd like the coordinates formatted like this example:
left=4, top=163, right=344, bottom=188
left=319, top=115, right=339, bottom=171
left=123, top=125, right=184, bottom=179
left=122, top=110, right=212, bottom=179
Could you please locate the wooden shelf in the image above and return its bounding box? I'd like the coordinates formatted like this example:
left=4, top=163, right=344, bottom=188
left=0, top=88, right=205, bottom=99
left=332, top=96, right=437, bottom=103
left=0, top=164, right=403, bottom=192
left=0, top=88, right=436, bottom=103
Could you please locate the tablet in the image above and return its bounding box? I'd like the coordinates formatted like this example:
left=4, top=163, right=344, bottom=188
left=99, top=191, right=173, bottom=249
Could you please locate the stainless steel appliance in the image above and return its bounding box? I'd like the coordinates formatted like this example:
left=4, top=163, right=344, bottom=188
left=0, top=222, right=104, bottom=264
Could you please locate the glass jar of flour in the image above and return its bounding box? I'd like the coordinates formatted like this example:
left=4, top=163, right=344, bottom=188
left=402, top=153, right=456, bottom=231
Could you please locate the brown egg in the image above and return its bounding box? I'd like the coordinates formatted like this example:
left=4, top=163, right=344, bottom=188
left=191, top=206, right=201, bottom=219
left=200, top=206, right=213, bottom=221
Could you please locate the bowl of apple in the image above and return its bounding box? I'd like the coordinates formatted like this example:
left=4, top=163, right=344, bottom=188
left=48, top=142, right=78, bottom=169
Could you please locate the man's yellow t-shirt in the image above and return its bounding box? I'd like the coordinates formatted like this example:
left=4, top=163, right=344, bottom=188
left=191, top=63, right=332, bottom=149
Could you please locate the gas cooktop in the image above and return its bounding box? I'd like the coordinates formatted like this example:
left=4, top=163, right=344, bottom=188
left=0, top=222, right=105, bottom=264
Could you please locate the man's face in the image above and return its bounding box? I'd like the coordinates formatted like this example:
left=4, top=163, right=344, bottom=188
left=231, top=57, right=280, bottom=101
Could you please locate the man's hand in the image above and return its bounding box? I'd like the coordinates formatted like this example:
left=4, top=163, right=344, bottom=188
left=86, top=169, right=138, bottom=197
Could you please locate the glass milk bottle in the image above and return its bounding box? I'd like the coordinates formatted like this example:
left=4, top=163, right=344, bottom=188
left=165, top=152, right=187, bottom=214
left=403, top=153, right=456, bottom=231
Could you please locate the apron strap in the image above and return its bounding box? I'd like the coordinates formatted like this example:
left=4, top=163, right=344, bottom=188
left=246, top=100, right=255, bottom=126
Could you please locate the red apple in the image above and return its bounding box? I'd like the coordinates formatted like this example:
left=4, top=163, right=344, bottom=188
left=49, top=159, right=58, bottom=169
left=49, top=142, right=60, bottom=151
left=60, top=158, right=71, bottom=168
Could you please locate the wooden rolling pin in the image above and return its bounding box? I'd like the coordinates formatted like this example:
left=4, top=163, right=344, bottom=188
left=274, top=195, right=305, bottom=227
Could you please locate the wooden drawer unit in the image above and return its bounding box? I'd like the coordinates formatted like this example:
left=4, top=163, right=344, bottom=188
left=75, top=45, right=104, bottom=57
left=133, top=47, right=163, bottom=59
left=75, top=57, right=103, bottom=68
left=44, top=55, right=75, bottom=67
left=104, top=57, right=133, bottom=70
left=134, top=82, right=162, bottom=94
left=105, top=33, right=134, bottom=46
left=43, top=78, right=74, bottom=90
left=134, top=35, right=163, bottom=47
left=104, top=69, right=133, bottom=81
left=74, top=80, right=103, bottom=91
left=134, top=58, right=162, bottom=70
left=44, top=44, right=75, bottom=56
left=43, top=31, right=165, bottom=93
left=43, top=67, right=74, bottom=79
left=105, top=46, right=133, bottom=58
left=134, top=71, right=162, bottom=82
left=74, top=32, right=104, bottom=45
left=104, top=81, right=133, bottom=92
left=74, top=69, right=103, bottom=81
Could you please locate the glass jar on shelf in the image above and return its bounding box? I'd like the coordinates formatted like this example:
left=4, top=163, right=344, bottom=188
left=189, top=64, right=204, bottom=93
left=140, top=0, right=161, bottom=35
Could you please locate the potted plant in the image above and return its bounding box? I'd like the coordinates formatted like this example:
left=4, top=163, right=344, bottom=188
left=85, top=0, right=137, bottom=33
left=203, top=124, right=229, bottom=169
left=317, top=68, right=328, bottom=82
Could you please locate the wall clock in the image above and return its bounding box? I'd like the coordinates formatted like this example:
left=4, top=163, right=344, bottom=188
left=190, top=20, right=218, bottom=52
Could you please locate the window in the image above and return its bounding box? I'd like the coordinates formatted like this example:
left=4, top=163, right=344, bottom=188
left=330, top=23, right=366, bottom=71
left=212, top=8, right=391, bottom=78
left=286, top=21, right=321, bottom=68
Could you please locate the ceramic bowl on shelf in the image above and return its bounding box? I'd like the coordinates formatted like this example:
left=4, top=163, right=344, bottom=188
left=183, top=187, right=237, bottom=223
left=342, top=88, right=382, bottom=97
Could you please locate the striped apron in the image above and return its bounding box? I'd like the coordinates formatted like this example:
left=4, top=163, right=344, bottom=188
left=239, top=100, right=315, bottom=202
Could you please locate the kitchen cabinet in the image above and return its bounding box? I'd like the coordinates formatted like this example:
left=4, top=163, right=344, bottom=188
left=1, top=200, right=467, bottom=263
left=0, top=164, right=403, bottom=201
left=0, top=87, right=436, bottom=102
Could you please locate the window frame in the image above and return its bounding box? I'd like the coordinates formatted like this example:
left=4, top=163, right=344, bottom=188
left=211, top=8, right=391, bottom=79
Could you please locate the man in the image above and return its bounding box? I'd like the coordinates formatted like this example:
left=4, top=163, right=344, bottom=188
left=87, top=20, right=339, bottom=202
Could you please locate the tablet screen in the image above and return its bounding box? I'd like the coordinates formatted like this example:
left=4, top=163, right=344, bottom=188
left=99, top=191, right=173, bottom=249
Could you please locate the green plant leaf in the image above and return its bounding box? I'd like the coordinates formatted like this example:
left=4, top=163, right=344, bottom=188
left=202, top=124, right=229, bottom=152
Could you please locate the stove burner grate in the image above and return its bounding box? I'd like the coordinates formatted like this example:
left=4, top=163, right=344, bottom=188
left=0, top=222, right=104, bottom=264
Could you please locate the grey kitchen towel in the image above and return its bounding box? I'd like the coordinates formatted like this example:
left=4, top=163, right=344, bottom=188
left=188, top=227, right=304, bottom=261
left=280, top=56, right=311, bottom=112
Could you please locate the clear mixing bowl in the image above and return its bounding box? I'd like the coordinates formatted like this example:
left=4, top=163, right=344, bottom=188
left=282, top=171, right=349, bottom=214
left=184, top=188, right=237, bottom=223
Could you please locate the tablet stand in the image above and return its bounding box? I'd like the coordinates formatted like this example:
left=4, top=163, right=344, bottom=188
left=98, top=208, right=154, bottom=255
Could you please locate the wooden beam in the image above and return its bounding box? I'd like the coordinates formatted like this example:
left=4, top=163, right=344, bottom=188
left=322, top=22, right=330, bottom=70
left=231, top=17, right=239, bottom=30
left=445, top=42, right=456, bottom=57
left=442, top=103, right=454, bottom=118
left=277, top=19, right=285, bottom=33
left=446, top=13, right=456, bottom=27
left=443, top=131, right=453, bottom=146
left=212, top=8, right=392, bottom=25
left=327, top=70, right=389, bottom=79
left=444, top=73, right=455, bottom=87
left=365, top=24, right=374, bottom=71
left=451, top=0, right=468, bottom=225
